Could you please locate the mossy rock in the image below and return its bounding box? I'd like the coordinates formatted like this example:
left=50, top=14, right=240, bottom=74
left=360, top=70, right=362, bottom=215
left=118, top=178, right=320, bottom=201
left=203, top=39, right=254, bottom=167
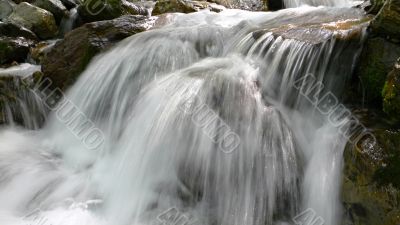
left=7, top=2, right=58, bottom=39
left=153, top=0, right=224, bottom=15
left=0, top=36, right=34, bottom=64
left=371, top=0, right=400, bottom=40
left=382, top=59, right=400, bottom=121
left=77, top=0, right=147, bottom=23
left=41, top=15, right=154, bottom=90
left=33, top=0, right=69, bottom=24
left=342, top=128, right=400, bottom=225
left=355, top=37, right=400, bottom=107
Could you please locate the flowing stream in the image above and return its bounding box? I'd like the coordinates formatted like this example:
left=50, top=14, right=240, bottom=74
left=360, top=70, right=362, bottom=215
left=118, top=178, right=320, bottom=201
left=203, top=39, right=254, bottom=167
left=0, top=1, right=369, bottom=225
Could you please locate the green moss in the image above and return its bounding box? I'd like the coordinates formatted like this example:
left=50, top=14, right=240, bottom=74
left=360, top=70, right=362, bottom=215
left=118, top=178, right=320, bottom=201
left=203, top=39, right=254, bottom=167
left=373, top=130, right=400, bottom=188
left=382, top=61, right=400, bottom=119
left=360, top=41, right=388, bottom=105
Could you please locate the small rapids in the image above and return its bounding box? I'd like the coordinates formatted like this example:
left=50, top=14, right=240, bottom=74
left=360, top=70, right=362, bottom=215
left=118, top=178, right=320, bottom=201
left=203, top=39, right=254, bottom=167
left=0, top=5, right=369, bottom=225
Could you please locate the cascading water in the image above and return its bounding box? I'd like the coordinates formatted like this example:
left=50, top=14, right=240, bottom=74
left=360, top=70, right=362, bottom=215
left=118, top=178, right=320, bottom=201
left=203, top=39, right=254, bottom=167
left=0, top=3, right=369, bottom=225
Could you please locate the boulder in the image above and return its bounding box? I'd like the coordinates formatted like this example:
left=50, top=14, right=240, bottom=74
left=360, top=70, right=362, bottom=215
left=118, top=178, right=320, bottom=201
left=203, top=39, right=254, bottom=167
left=382, top=58, right=400, bottom=119
left=0, top=0, right=15, bottom=20
left=7, top=2, right=58, bottom=39
left=342, top=126, right=400, bottom=225
left=152, top=0, right=224, bottom=15
left=77, top=0, right=147, bottom=23
left=0, top=21, right=38, bottom=40
left=0, top=37, right=34, bottom=64
left=33, top=0, right=69, bottom=24
left=42, top=15, right=155, bottom=89
left=371, top=0, right=400, bottom=40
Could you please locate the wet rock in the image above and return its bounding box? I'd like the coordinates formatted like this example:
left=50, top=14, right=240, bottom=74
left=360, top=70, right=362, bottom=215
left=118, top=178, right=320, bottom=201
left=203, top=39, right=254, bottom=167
left=0, top=21, right=38, bottom=40
left=60, top=0, right=78, bottom=9
left=354, top=37, right=400, bottom=106
left=29, top=40, right=57, bottom=64
left=42, top=15, right=155, bottom=89
left=77, top=0, right=147, bottom=23
left=0, top=37, right=34, bottom=64
left=371, top=0, right=400, bottom=40
left=0, top=0, right=16, bottom=20
left=33, top=0, right=69, bottom=24
left=152, top=0, right=224, bottom=15
left=7, top=2, right=58, bottom=39
left=342, top=128, right=400, bottom=225
left=0, top=71, right=46, bottom=128
left=382, top=58, right=400, bottom=120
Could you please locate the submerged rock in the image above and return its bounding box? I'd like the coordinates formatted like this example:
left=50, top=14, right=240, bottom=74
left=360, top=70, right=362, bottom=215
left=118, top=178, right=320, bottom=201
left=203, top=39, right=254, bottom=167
left=42, top=15, right=155, bottom=89
left=382, top=58, right=400, bottom=120
left=33, top=0, right=69, bottom=24
left=7, top=2, right=58, bottom=39
left=152, top=0, right=225, bottom=14
left=0, top=37, right=34, bottom=64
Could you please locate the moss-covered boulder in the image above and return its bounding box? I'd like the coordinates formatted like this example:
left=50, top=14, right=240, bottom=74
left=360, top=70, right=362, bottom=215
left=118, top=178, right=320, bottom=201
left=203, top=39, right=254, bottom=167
left=382, top=58, right=400, bottom=119
left=152, top=0, right=224, bottom=15
left=342, top=128, right=400, bottom=225
left=355, top=38, right=400, bottom=106
left=7, top=2, right=58, bottom=39
left=77, top=0, right=147, bottom=23
left=33, top=0, right=69, bottom=24
left=371, top=0, right=400, bottom=40
left=41, top=15, right=155, bottom=90
left=0, top=37, right=34, bottom=64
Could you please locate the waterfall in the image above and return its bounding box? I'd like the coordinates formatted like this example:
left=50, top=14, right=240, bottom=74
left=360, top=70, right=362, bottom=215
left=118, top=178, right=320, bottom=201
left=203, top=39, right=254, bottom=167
left=0, top=5, right=368, bottom=225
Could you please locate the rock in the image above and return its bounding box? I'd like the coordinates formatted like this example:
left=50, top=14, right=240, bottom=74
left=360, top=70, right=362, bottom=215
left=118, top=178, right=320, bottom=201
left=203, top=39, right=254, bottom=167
left=382, top=58, right=400, bottom=119
left=208, top=0, right=267, bottom=11
left=60, top=0, right=78, bottom=9
left=42, top=15, right=155, bottom=89
left=367, top=0, right=386, bottom=14
left=371, top=0, right=400, bottom=40
left=0, top=0, right=16, bottom=20
left=29, top=40, right=57, bottom=64
left=77, top=0, right=147, bottom=23
left=33, top=0, right=69, bottom=24
left=0, top=21, right=38, bottom=40
left=152, top=0, right=224, bottom=15
left=354, top=37, right=400, bottom=106
left=341, top=128, right=400, bottom=225
left=7, top=2, right=58, bottom=39
left=0, top=36, right=34, bottom=64
left=11, top=0, right=34, bottom=3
